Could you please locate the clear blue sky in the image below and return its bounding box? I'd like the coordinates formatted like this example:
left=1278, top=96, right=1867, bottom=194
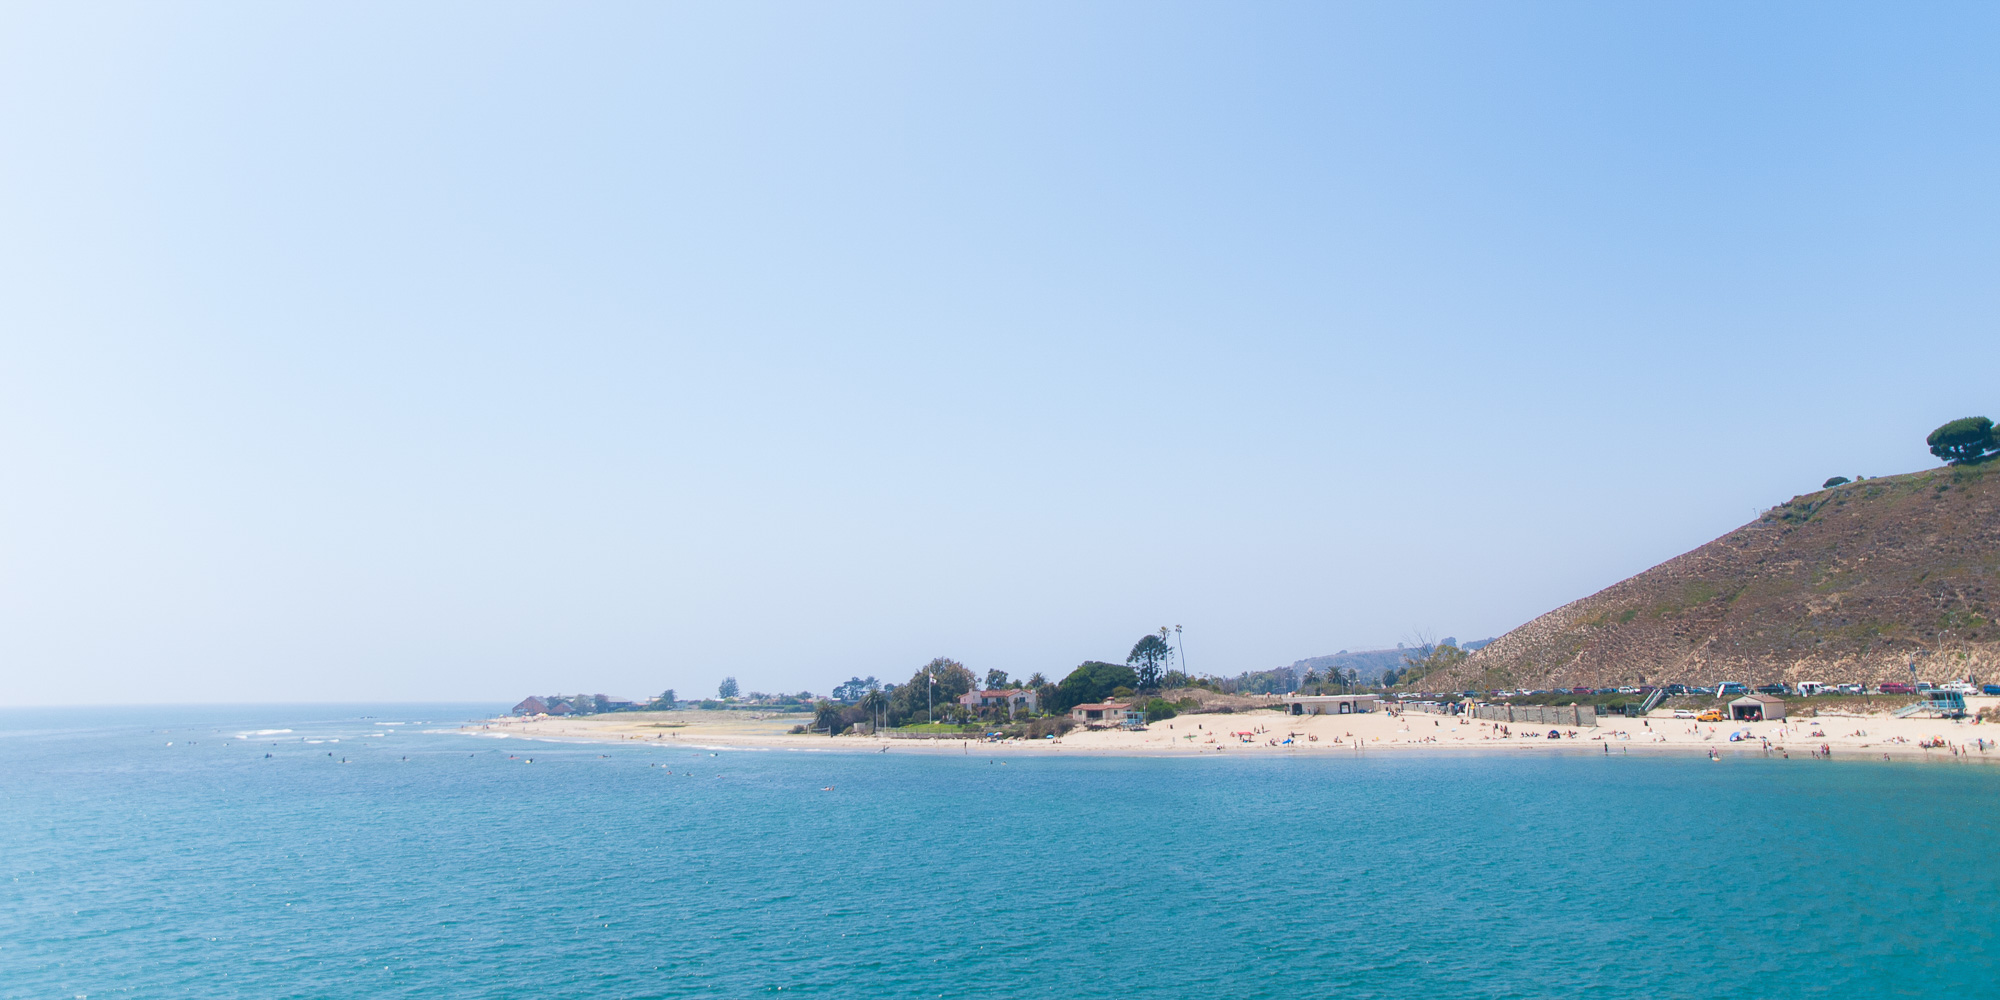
left=2, top=2, right=1995, bottom=705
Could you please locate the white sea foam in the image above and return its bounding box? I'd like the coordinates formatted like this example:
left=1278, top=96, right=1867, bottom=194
left=235, top=729, right=294, bottom=738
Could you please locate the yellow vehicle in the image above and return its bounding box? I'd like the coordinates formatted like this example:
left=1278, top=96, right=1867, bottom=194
left=1695, top=709, right=1724, bottom=722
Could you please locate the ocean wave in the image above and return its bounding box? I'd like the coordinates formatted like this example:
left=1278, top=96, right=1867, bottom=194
left=234, top=729, right=294, bottom=738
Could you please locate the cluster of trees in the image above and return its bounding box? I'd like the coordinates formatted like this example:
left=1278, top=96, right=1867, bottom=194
left=1299, top=666, right=1360, bottom=693
left=813, top=657, right=980, bottom=733
left=515, top=692, right=638, bottom=715
left=831, top=676, right=880, bottom=702
left=689, top=677, right=816, bottom=710
left=1381, top=637, right=1468, bottom=688
left=1930, top=417, right=1998, bottom=466
left=809, top=630, right=1197, bottom=734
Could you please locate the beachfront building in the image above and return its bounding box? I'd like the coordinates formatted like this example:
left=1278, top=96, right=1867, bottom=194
left=511, top=696, right=548, bottom=716
left=1285, top=694, right=1381, bottom=716
left=959, top=689, right=1039, bottom=714
left=1728, top=694, right=1786, bottom=721
left=1070, top=701, right=1135, bottom=726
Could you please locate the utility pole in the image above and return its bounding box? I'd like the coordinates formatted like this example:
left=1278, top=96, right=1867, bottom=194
left=928, top=667, right=935, bottom=725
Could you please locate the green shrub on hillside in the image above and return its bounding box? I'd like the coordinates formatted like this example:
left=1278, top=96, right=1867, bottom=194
left=1823, top=476, right=1850, bottom=488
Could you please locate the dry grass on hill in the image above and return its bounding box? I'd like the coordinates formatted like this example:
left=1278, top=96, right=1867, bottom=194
left=1426, top=464, right=2000, bottom=692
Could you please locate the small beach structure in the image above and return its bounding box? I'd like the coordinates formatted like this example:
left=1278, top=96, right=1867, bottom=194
left=1894, top=690, right=1968, bottom=719
left=1284, top=694, right=1381, bottom=716
left=1728, top=694, right=1785, bottom=722
left=1070, top=701, right=1135, bottom=726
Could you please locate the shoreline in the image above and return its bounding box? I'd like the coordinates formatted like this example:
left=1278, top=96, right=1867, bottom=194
left=458, top=705, right=2000, bottom=764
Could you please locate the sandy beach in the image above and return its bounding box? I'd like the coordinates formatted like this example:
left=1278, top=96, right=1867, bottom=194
left=464, top=700, right=2000, bottom=762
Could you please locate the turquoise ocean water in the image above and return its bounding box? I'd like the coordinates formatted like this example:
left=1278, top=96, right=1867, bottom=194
left=3, top=705, right=1996, bottom=999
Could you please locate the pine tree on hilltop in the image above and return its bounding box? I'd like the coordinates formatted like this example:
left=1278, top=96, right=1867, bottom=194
left=1927, top=416, right=1998, bottom=465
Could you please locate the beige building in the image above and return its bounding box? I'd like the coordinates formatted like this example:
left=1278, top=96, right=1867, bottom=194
left=1284, top=694, right=1381, bottom=716
left=1070, top=701, right=1135, bottom=726
left=1729, top=694, right=1786, bottom=721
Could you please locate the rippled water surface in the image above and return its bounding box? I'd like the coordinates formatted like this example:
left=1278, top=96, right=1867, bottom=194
left=3, top=705, right=1997, bottom=999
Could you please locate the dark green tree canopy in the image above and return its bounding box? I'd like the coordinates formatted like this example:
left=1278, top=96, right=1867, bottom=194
left=831, top=676, right=879, bottom=703
left=885, top=657, right=974, bottom=723
left=1822, top=476, right=1851, bottom=489
left=918, top=658, right=974, bottom=701
left=1927, top=416, right=1997, bottom=465
left=718, top=676, right=739, bottom=699
left=1052, top=661, right=1139, bottom=712
left=1127, top=634, right=1174, bottom=688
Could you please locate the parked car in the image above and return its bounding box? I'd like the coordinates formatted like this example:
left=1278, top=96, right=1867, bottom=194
left=1570, top=687, right=1594, bottom=695
left=1616, top=686, right=1639, bottom=694
left=1878, top=683, right=1914, bottom=695
left=1984, top=684, right=2000, bottom=696
left=1673, top=709, right=1697, bottom=719
left=1717, top=682, right=1748, bottom=695
left=1837, top=683, right=1863, bottom=695
left=1696, top=709, right=1724, bottom=722
left=1755, top=683, right=1787, bottom=695
left=1796, top=681, right=1826, bottom=696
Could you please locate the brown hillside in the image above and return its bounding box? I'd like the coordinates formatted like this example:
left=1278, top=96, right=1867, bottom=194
left=1427, top=464, right=2000, bottom=691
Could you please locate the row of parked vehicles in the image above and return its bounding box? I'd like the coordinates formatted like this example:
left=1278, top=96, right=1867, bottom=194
left=1795, top=681, right=1997, bottom=696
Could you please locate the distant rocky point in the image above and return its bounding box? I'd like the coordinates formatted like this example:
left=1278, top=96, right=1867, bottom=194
left=1290, top=640, right=1493, bottom=686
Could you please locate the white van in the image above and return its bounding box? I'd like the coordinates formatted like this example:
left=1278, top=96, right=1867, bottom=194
left=1796, top=681, right=1826, bottom=697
